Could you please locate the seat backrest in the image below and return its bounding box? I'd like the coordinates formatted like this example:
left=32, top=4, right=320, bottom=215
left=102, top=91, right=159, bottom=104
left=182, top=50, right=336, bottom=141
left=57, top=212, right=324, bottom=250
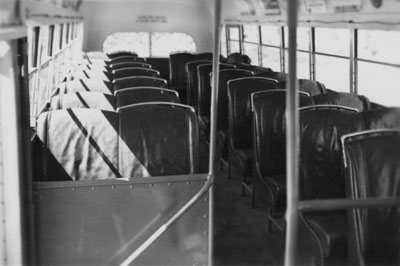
left=361, top=107, right=400, bottom=129
left=115, top=87, right=179, bottom=108
left=236, top=64, right=272, bottom=75
left=192, top=52, right=214, bottom=61
left=313, top=92, right=371, bottom=111
left=216, top=69, right=254, bottom=130
left=118, top=103, right=199, bottom=176
left=61, top=79, right=114, bottom=95
left=113, top=76, right=168, bottom=91
left=50, top=92, right=116, bottom=111
left=144, top=57, right=170, bottom=81
left=197, top=63, right=236, bottom=120
left=36, top=109, right=122, bottom=181
left=112, top=67, right=160, bottom=80
left=299, top=105, right=364, bottom=200
left=110, top=62, right=152, bottom=70
left=228, top=77, right=279, bottom=149
left=107, top=51, right=138, bottom=59
left=342, top=130, right=400, bottom=266
left=256, top=71, right=288, bottom=82
left=252, top=90, right=314, bottom=178
left=109, top=56, right=146, bottom=64
left=278, top=79, right=327, bottom=95
left=169, top=52, right=195, bottom=90
left=186, top=60, right=211, bottom=108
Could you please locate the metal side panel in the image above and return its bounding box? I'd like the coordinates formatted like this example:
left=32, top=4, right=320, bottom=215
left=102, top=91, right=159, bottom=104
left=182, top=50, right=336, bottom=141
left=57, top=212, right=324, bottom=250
left=33, top=174, right=210, bottom=265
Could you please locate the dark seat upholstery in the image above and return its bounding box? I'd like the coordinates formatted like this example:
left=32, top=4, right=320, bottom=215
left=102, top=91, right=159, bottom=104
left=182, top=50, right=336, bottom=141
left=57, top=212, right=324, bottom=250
left=361, top=107, right=400, bottom=129
left=145, top=57, right=170, bottom=81
left=236, top=64, right=272, bottom=75
left=60, top=79, right=114, bottom=95
left=278, top=79, right=327, bottom=96
left=112, top=67, right=160, bottom=80
left=342, top=130, right=400, bottom=266
left=50, top=92, right=116, bottom=111
left=252, top=90, right=313, bottom=214
left=256, top=71, right=288, bottom=82
left=299, top=105, right=364, bottom=265
left=118, top=103, right=199, bottom=176
left=227, top=77, right=279, bottom=182
left=113, top=76, right=168, bottom=91
left=197, top=63, right=236, bottom=132
left=115, top=87, right=179, bottom=107
left=107, top=52, right=138, bottom=59
left=110, top=62, right=152, bottom=70
left=169, top=52, right=195, bottom=92
left=109, top=56, right=146, bottom=64
left=313, top=92, right=371, bottom=111
left=186, top=60, right=211, bottom=108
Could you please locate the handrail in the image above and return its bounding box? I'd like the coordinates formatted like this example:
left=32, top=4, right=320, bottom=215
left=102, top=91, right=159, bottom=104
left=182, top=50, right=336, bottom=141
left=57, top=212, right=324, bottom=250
left=299, top=198, right=400, bottom=211
left=284, top=1, right=299, bottom=265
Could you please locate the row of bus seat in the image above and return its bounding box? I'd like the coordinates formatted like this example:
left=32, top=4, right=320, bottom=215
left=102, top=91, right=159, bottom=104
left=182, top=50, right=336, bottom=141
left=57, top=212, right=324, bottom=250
left=34, top=103, right=199, bottom=181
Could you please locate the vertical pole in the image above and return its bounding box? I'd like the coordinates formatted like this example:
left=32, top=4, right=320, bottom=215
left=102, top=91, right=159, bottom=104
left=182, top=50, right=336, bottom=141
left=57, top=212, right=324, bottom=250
left=309, top=27, right=315, bottom=80
left=284, top=0, right=299, bottom=265
left=350, top=28, right=358, bottom=94
left=208, top=0, right=222, bottom=265
left=280, top=27, right=285, bottom=72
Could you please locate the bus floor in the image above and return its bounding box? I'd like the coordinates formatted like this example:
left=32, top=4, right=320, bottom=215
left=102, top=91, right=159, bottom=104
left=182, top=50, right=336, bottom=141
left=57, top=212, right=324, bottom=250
left=212, top=162, right=285, bottom=265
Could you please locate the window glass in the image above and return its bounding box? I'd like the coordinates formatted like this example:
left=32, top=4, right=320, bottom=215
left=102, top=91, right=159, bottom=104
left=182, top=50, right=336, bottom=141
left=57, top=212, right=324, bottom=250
left=27, top=27, right=39, bottom=69
left=221, top=26, right=227, bottom=57
left=52, top=25, right=60, bottom=55
left=39, top=26, right=50, bottom=64
left=284, top=50, right=310, bottom=79
left=358, top=62, right=400, bottom=106
left=103, top=32, right=150, bottom=56
left=315, top=28, right=349, bottom=56
left=151, top=32, right=196, bottom=57
left=229, top=40, right=240, bottom=54
left=261, top=25, right=281, bottom=46
left=358, top=29, right=400, bottom=65
left=261, top=46, right=280, bottom=71
left=243, top=43, right=258, bottom=65
left=315, top=55, right=349, bottom=92
left=228, top=27, right=240, bottom=41
left=243, top=25, right=259, bottom=43
left=36, top=62, right=50, bottom=112
left=284, top=27, right=309, bottom=50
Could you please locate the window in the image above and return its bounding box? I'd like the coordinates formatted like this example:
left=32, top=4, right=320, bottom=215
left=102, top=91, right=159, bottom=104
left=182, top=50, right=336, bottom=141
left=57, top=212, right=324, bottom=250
left=315, top=28, right=349, bottom=56
left=315, top=55, right=349, bottom=92
left=261, top=26, right=280, bottom=46
left=220, top=26, right=227, bottom=57
left=260, top=25, right=281, bottom=71
left=227, top=26, right=241, bottom=54
left=261, top=46, right=280, bottom=71
left=243, top=25, right=260, bottom=64
left=103, top=32, right=196, bottom=57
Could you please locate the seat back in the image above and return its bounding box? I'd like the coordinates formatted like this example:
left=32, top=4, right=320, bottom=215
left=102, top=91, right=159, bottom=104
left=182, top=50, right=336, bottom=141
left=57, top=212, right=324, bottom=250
left=361, top=107, right=400, bottom=129
left=113, top=76, right=168, bottom=91
left=278, top=79, right=327, bottom=95
left=109, top=56, right=146, bottom=64
left=118, top=103, right=199, bottom=176
left=299, top=105, right=364, bottom=200
left=236, top=64, right=272, bottom=75
left=169, top=52, right=195, bottom=90
left=313, top=92, right=371, bottom=112
left=342, top=130, right=400, bottom=266
left=115, top=87, right=179, bottom=107
left=186, top=60, right=211, bottom=109
left=36, top=109, right=121, bottom=181
left=216, top=69, right=254, bottom=130
left=228, top=77, right=279, bottom=149
left=145, top=57, right=170, bottom=81
left=110, top=62, right=152, bottom=70
left=107, top=52, right=138, bottom=59
left=112, top=67, right=160, bottom=80
left=252, top=90, right=313, bottom=177
left=61, top=79, right=114, bottom=95
left=256, top=71, right=288, bottom=82
left=50, top=92, right=116, bottom=111
left=197, top=63, right=236, bottom=122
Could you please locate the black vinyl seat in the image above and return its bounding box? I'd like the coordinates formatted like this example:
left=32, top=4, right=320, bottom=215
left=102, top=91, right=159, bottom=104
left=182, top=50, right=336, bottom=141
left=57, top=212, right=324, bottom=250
left=197, top=63, right=236, bottom=133
left=251, top=90, right=313, bottom=215
left=256, top=71, right=288, bottom=82
left=113, top=76, right=168, bottom=91
left=107, top=51, right=138, bottom=59
left=235, top=64, right=272, bottom=75
left=169, top=51, right=196, bottom=93
left=299, top=105, right=364, bottom=266
left=110, top=62, right=152, bottom=70
left=227, top=77, right=279, bottom=182
left=50, top=92, right=116, bottom=111
left=278, top=79, right=327, bottom=96
left=361, top=107, right=400, bottom=129
left=59, top=79, right=114, bottom=95
left=186, top=60, right=211, bottom=108
left=108, top=56, right=146, bottom=65
left=341, top=129, right=400, bottom=266
left=112, top=67, right=160, bottom=80
left=118, top=102, right=199, bottom=176
left=313, top=92, right=371, bottom=111
left=115, top=87, right=179, bottom=108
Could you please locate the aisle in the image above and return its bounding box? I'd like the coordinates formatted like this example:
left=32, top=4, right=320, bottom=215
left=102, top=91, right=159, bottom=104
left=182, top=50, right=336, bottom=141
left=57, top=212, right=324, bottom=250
left=212, top=163, right=285, bottom=265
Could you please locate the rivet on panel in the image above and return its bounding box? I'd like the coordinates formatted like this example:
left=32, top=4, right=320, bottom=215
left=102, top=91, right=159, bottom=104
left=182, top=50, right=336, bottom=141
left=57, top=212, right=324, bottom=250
left=204, top=197, right=208, bottom=202
left=149, top=184, right=153, bottom=187
left=72, top=187, right=76, bottom=191
left=130, top=185, right=134, bottom=189
left=203, top=230, right=207, bottom=235
left=91, top=187, right=95, bottom=191
left=186, top=181, right=191, bottom=185
left=168, top=182, right=172, bottom=186
left=203, top=214, right=207, bottom=219
left=111, top=185, right=115, bottom=189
